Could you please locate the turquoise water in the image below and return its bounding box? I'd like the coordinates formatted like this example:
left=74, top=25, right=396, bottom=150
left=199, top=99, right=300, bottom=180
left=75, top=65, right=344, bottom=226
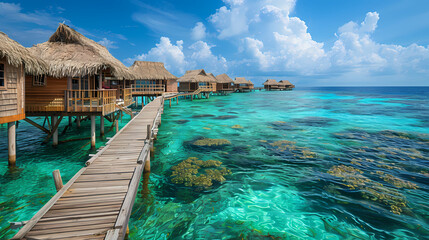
left=0, top=112, right=135, bottom=238
left=0, top=88, right=428, bottom=239
left=128, top=87, right=429, bottom=239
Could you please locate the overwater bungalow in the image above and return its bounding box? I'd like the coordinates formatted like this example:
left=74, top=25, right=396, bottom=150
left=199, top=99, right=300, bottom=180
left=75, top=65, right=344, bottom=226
left=247, top=79, right=255, bottom=91
left=234, top=77, right=252, bottom=92
left=215, top=73, right=234, bottom=94
left=279, top=80, right=295, bottom=90
left=264, top=79, right=281, bottom=91
left=177, top=69, right=216, bottom=94
left=26, top=23, right=136, bottom=147
left=208, top=73, right=218, bottom=93
left=0, top=31, right=47, bottom=166
left=129, top=61, right=177, bottom=97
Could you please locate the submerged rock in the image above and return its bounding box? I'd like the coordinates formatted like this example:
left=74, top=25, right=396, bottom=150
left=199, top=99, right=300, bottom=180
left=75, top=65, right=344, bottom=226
left=174, top=120, right=190, bottom=124
left=213, top=115, right=238, bottom=120
left=192, top=114, right=215, bottom=118
left=292, top=116, right=339, bottom=127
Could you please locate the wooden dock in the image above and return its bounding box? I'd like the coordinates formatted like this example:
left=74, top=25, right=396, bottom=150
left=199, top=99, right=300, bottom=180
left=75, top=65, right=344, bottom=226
left=12, top=96, right=164, bottom=240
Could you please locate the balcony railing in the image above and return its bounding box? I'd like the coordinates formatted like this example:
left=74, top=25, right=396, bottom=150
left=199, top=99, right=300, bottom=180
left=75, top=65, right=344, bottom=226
left=131, top=84, right=165, bottom=95
left=66, top=89, right=117, bottom=115
left=198, top=85, right=215, bottom=92
left=25, top=98, right=65, bottom=112
left=123, top=88, right=133, bottom=106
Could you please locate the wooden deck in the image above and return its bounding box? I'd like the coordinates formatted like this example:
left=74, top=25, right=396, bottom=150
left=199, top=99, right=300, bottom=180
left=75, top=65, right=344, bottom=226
left=12, top=97, right=164, bottom=240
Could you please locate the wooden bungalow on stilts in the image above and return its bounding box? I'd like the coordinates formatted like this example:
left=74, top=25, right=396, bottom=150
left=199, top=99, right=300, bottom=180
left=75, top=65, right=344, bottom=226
left=207, top=73, right=218, bottom=94
left=234, top=77, right=252, bottom=92
left=129, top=61, right=177, bottom=105
left=247, top=79, right=255, bottom=91
left=177, top=69, right=216, bottom=99
left=25, top=23, right=136, bottom=149
left=215, top=73, right=234, bottom=95
left=279, top=80, right=295, bottom=90
left=0, top=31, right=48, bottom=166
left=263, top=79, right=281, bottom=91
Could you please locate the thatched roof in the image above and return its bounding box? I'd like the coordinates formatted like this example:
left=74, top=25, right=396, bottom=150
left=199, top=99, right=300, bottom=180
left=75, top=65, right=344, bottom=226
left=129, top=61, right=177, bottom=80
left=264, top=79, right=278, bottom=86
left=0, top=31, right=47, bottom=75
left=29, top=24, right=135, bottom=79
left=177, top=69, right=216, bottom=83
left=279, top=80, right=292, bottom=86
left=247, top=80, right=254, bottom=85
left=215, top=73, right=233, bottom=83
left=208, top=73, right=217, bottom=82
left=234, top=77, right=248, bottom=84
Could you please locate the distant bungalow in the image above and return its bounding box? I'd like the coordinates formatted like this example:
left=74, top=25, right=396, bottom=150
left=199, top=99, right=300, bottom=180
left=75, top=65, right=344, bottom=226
left=279, top=80, right=295, bottom=90
left=215, top=73, right=234, bottom=94
left=207, top=73, right=218, bottom=93
left=177, top=69, right=216, bottom=95
left=129, top=61, right=177, bottom=96
left=0, top=31, right=47, bottom=166
left=264, top=79, right=281, bottom=91
left=26, top=23, right=136, bottom=147
left=234, top=77, right=252, bottom=92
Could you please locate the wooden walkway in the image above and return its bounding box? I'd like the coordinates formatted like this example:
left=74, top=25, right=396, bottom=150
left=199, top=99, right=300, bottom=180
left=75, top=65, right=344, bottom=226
left=12, top=97, right=164, bottom=240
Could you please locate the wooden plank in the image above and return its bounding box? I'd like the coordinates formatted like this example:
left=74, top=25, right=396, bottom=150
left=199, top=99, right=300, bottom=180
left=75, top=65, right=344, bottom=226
left=11, top=168, right=87, bottom=239
left=27, top=223, right=114, bottom=236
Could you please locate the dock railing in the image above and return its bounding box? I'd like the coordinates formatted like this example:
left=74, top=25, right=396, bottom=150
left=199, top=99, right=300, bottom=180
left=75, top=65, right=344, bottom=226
left=131, top=84, right=165, bottom=95
left=66, top=89, right=117, bottom=115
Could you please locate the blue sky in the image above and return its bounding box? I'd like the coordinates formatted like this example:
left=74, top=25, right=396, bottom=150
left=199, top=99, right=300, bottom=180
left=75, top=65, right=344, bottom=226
left=1, top=0, right=428, bottom=86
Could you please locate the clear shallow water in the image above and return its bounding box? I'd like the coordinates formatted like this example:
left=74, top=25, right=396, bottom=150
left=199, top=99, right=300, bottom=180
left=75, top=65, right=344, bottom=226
left=0, top=112, right=135, bottom=238
left=0, top=87, right=428, bottom=239
left=129, top=87, right=429, bottom=239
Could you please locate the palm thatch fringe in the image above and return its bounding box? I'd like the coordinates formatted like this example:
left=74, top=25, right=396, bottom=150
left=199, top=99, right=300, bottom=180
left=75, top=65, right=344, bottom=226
left=0, top=31, right=47, bottom=75
left=264, top=79, right=278, bottom=86
left=234, top=77, right=248, bottom=84
left=129, top=61, right=177, bottom=80
left=215, top=73, right=233, bottom=83
left=177, top=69, right=216, bottom=83
left=29, top=24, right=135, bottom=79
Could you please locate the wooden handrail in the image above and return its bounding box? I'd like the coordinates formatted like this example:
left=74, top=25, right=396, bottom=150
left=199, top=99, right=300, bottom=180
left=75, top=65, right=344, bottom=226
left=66, top=89, right=117, bottom=115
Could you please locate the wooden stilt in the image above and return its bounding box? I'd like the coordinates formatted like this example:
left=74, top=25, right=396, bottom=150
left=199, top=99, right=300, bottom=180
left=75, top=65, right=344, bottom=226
left=169, top=99, right=171, bottom=107
left=8, top=121, right=16, bottom=167
left=144, top=153, right=150, bottom=173
left=100, top=116, right=105, bottom=137
left=76, top=116, right=81, bottom=127
left=52, top=170, right=63, bottom=192
left=52, top=116, right=59, bottom=146
left=90, top=115, right=96, bottom=149
left=176, top=97, right=178, bottom=104
left=68, top=116, right=72, bottom=127
left=115, top=119, right=119, bottom=132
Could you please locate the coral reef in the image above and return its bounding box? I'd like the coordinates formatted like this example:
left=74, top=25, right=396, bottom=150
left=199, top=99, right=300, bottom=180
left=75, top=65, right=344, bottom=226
left=193, top=138, right=231, bottom=147
left=231, top=125, right=243, bottom=129
left=171, top=157, right=231, bottom=188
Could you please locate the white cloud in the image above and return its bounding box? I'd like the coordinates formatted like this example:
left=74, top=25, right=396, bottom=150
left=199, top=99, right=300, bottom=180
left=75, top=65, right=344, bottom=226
left=98, top=38, right=118, bottom=49
left=0, top=2, right=60, bottom=26
left=330, top=12, right=429, bottom=75
left=189, top=41, right=228, bottom=73
left=127, top=37, right=188, bottom=74
left=125, top=37, right=228, bottom=76
left=191, top=22, right=206, bottom=40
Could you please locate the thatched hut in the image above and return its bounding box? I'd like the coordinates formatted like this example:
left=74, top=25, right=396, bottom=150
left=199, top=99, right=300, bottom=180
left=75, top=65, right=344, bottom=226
left=0, top=31, right=47, bottom=166
left=247, top=79, right=254, bottom=90
left=129, top=61, right=177, bottom=96
left=177, top=69, right=216, bottom=93
left=27, top=23, right=135, bottom=114
left=279, top=80, right=295, bottom=90
left=207, top=73, right=218, bottom=93
left=263, top=79, right=281, bottom=91
left=234, top=77, right=252, bottom=92
left=215, top=73, right=234, bottom=93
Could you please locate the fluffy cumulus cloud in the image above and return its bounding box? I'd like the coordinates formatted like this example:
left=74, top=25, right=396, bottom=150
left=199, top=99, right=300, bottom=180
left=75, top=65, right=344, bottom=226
left=126, top=37, right=227, bottom=76
left=208, top=0, right=429, bottom=81
left=330, top=12, right=429, bottom=75
left=191, top=22, right=206, bottom=40
left=127, top=37, right=188, bottom=74
left=189, top=41, right=227, bottom=73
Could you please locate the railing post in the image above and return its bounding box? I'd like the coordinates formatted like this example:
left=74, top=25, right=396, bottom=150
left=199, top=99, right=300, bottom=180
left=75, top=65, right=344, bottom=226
left=52, top=170, right=63, bottom=192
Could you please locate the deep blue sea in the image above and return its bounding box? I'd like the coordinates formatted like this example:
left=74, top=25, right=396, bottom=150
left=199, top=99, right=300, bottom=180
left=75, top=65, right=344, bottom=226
left=1, top=87, right=428, bottom=239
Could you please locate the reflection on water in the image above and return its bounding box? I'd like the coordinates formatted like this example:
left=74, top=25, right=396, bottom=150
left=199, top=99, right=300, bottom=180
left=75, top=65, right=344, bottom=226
left=130, top=87, right=428, bottom=239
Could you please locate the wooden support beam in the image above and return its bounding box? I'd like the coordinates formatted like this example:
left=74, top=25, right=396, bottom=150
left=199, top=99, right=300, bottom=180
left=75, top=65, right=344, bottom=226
left=76, top=116, right=81, bottom=127
left=23, top=118, right=50, bottom=134
left=100, top=116, right=105, bottom=137
left=91, top=115, right=96, bottom=149
left=8, top=121, right=16, bottom=167
left=52, top=170, right=63, bottom=192
left=52, top=116, right=59, bottom=146
left=42, top=116, right=63, bottom=145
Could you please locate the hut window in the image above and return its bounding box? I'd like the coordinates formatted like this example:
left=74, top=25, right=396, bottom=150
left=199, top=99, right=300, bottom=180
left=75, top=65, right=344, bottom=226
left=0, top=63, right=5, bottom=89
left=33, top=75, right=47, bottom=86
